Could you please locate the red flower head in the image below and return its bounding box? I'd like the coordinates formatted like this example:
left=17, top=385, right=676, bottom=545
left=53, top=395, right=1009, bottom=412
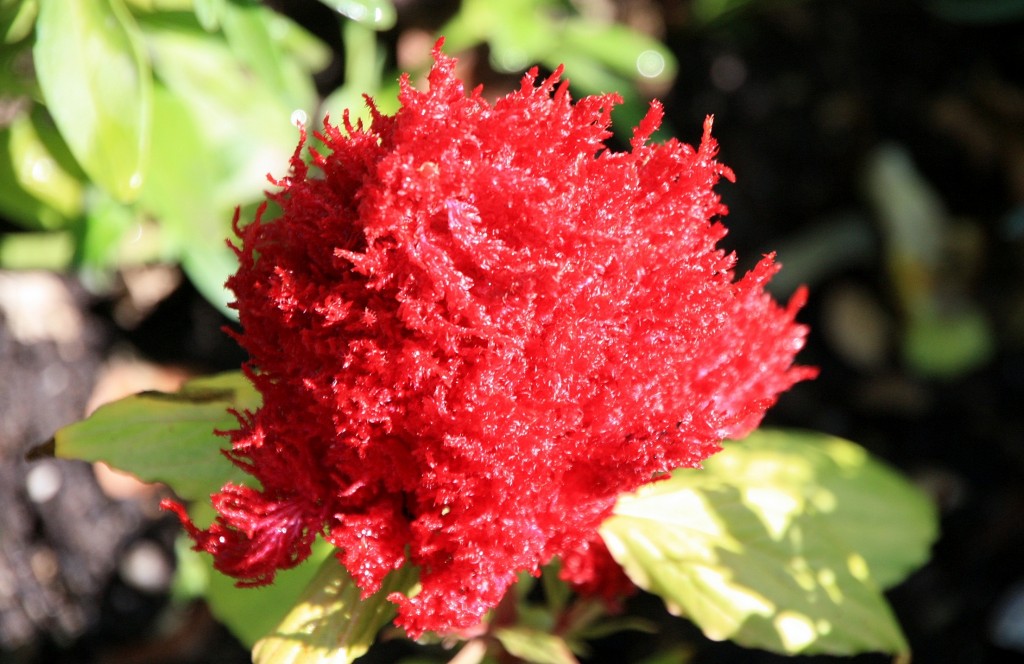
left=168, top=41, right=816, bottom=637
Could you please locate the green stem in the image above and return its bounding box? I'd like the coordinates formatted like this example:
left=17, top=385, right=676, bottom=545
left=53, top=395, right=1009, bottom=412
left=342, top=19, right=382, bottom=95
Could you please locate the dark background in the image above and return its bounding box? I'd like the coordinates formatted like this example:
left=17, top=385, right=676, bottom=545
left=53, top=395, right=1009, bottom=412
left=2, top=1, right=1024, bottom=662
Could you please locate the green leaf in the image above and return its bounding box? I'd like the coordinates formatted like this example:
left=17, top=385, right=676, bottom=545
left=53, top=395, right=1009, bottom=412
left=267, top=10, right=332, bottom=73
left=494, top=627, right=579, bottom=664
left=139, top=16, right=297, bottom=203
left=600, top=429, right=937, bottom=656
left=54, top=371, right=259, bottom=501
left=123, top=0, right=195, bottom=10
left=138, top=16, right=305, bottom=312
left=193, top=0, right=223, bottom=30
left=136, top=82, right=215, bottom=256
left=0, top=230, right=74, bottom=269
left=33, top=0, right=153, bottom=202
left=137, top=80, right=238, bottom=302
left=253, top=559, right=418, bottom=664
left=342, top=19, right=383, bottom=95
left=198, top=539, right=336, bottom=647
left=318, top=0, right=396, bottom=30
left=540, top=561, right=570, bottom=615
left=317, top=20, right=385, bottom=137
left=0, top=40, right=35, bottom=97
left=172, top=514, right=337, bottom=648
left=75, top=187, right=137, bottom=269
left=0, top=111, right=83, bottom=231
left=181, top=240, right=242, bottom=320
left=438, top=0, right=555, bottom=66
left=709, top=429, right=937, bottom=589
left=903, top=304, right=994, bottom=380
left=691, top=0, right=759, bottom=24
left=483, top=2, right=558, bottom=73
left=1, top=0, right=37, bottom=43
left=635, top=648, right=692, bottom=664
left=569, top=614, right=657, bottom=642
left=219, top=1, right=319, bottom=111
left=562, top=21, right=677, bottom=86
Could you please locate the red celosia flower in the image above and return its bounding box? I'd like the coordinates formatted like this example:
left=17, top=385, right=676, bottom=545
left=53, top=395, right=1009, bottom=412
left=165, top=41, right=816, bottom=637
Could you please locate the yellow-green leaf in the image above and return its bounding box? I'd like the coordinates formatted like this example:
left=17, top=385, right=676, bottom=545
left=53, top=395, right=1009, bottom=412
left=253, top=559, right=418, bottom=664
left=1, top=0, right=37, bottom=43
left=319, top=0, right=396, bottom=30
left=194, top=539, right=336, bottom=648
left=600, top=429, right=937, bottom=657
left=494, top=627, right=579, bottom=664
left=33, top=0, right=152, bottom=202
left=0, top=112, right=83, bottom=231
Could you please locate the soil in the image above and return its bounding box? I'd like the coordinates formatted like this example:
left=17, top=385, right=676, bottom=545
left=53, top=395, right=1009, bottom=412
left=3, top=1, right=1024, bottom=662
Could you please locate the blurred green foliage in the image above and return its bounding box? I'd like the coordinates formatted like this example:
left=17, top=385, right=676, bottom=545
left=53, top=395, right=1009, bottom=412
left=0, top=0, right=677, bottom=313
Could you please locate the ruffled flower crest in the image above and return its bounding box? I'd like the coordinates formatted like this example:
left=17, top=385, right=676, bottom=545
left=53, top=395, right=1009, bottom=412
left=165, top=40, right=816, bottom=637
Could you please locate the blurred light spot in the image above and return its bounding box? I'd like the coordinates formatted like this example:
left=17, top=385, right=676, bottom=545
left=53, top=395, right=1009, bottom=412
left=774, top=611, right=817, bottom=651
left=1002, top=204, right=1024, bottom=240
left=41, top=363, right=69, bottom=396
left=338, top=1, right=366, bottom=21
left=710, top=53, right=747, bottom=92
left=491, top=48, right=529, bottom=73
left=291, top=109, right=308, bottom=128
left=827, top=439, right=867, bottom=468
left=126, top=223, right=144, bottom=245
left=847, top=553, right=870, bottom=581
left=790, top=556, right=817, bottom=592
left=692, top=566, right=774, bottom=626
left=817, top=567, right=844, bottom=604
left=30, top=158, right=53, bottom=183
left=810, top=488, right=837, bottom=512
left=992, top=581, right=1024, bottom=652
left=744, top=486, right=800, bottom=539
left=26, top=462, right=62, bottom=503
left=30, top=548, right=59, bottom=583
left=636, top=50, right=666, bottom=78
left=120, top=541, right=173, bottom=593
